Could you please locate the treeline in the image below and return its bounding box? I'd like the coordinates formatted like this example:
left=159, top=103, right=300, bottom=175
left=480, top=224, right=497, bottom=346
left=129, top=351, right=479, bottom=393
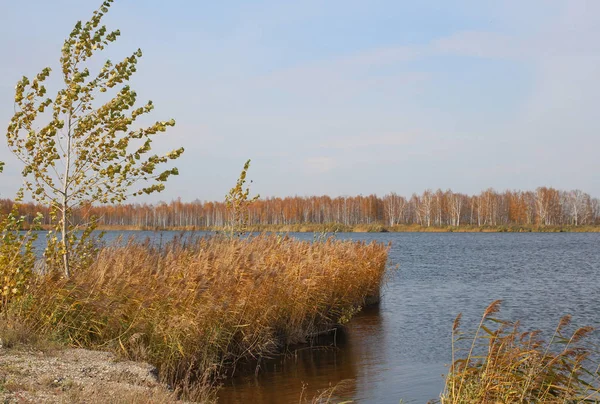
left=1, top=187, right=599, bottom=229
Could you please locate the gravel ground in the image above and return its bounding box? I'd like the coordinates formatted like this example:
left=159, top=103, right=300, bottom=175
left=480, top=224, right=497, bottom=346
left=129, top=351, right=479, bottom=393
left=0, top=347, right=180, bottom=403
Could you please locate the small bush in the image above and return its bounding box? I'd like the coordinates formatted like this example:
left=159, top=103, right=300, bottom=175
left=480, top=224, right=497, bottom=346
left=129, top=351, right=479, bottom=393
left=0, top=199, right=39, bottom=316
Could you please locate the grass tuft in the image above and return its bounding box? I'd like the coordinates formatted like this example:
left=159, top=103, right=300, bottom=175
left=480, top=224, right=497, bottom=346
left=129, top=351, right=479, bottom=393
left=441, top=302, right=600, bottom=403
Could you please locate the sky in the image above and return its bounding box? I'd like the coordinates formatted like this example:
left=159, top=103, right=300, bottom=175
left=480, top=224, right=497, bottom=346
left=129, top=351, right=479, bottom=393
left=1, top=0, right=599, bottom=203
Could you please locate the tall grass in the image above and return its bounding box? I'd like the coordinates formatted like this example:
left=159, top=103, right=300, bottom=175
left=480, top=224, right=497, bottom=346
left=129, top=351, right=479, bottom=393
left=441, top=300, right=600, bottom=403
left=10, top=234, right=389, bottom=395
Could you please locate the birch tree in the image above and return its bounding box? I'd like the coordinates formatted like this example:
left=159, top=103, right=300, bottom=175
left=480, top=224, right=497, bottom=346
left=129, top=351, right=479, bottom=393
left=566, top=190, right=587, bottom=226
left=420, top=190, right=433, bottom=227
left=6, top=0, right=184, bottom=277
left=225, top=160, right=259, bottom=236
left=449, top=191, right=463, bottom=226
left=383, top=192, right=406, bottom=226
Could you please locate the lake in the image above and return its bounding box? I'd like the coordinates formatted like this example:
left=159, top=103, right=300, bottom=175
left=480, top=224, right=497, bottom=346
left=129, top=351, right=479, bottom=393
left=32, top=231, right=600, bottom=402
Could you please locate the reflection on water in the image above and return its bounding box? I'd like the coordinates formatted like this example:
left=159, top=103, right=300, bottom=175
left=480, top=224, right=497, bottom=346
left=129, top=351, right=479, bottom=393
left=34, top=231, right=600, bottom=403
left=218, top=305, right=384, bottom=404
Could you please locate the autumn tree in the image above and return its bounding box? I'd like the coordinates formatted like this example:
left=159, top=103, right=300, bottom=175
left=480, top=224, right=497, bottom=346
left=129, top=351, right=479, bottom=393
left=449, top=190, right=464, bottom=226
left=6, top=0, right=184, bottom=277
left=565, top=190, right=588, bottom=226
left=225, top=159, right=259, bottom=236
left=383, top=192, right=406, bottom=226
left=418, top=190, right=433, bottom=227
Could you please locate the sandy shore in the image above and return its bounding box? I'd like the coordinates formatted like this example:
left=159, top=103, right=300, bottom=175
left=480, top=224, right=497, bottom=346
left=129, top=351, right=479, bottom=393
left=0, top=347, right=181, bottom=403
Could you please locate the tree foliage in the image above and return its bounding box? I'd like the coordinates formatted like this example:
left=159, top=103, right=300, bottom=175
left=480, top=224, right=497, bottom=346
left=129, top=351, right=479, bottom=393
left=225, top=159, right=259, bottom=236
left=0, top=165, right=40, bottom=317
left=5, top=0, right=183, bottom=276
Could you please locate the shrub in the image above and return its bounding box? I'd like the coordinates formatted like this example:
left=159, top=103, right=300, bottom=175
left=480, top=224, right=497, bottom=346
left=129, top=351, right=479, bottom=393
left=0, top=194, right=40, bottom=316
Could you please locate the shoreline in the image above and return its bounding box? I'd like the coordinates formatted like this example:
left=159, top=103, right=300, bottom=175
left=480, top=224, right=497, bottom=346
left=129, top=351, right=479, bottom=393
left=25, top=224, right=600, bottom=233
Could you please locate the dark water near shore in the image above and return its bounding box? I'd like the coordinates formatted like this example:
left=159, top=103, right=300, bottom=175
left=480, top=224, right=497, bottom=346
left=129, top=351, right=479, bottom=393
left=33, top=231, right=600, bottom=403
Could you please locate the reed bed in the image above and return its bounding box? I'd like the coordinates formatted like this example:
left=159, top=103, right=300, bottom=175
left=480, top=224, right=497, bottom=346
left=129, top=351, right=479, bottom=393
left=11, top=234, right=389, bottom=394
left=441, top=300, right=600, bottom=403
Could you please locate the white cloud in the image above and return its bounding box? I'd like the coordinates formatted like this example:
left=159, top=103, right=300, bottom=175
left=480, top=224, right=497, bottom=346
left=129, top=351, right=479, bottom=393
left=304, top=157, right=338, bottom=173
left=254, top=46, right=427, bottom=101
left=319, top=133, right=417, bottom=150
left=433, top=31, right=523, bottom=60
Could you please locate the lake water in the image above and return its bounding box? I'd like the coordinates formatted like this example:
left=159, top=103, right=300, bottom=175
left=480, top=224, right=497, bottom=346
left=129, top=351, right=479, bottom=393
left=32, top=231, right=600, bottom=403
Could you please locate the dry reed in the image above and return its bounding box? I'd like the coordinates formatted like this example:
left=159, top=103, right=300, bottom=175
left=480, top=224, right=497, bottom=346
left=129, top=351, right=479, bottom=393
left=441, top=301, right=600, bottom=403
left=299, top=379, right=356, bottom=403
left=11, top=234, right=389, bottom=396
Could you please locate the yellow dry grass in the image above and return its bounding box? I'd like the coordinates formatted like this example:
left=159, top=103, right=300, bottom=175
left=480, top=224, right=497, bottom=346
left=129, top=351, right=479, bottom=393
left=12, top=234, right=389, bottom=396
left=441, top=301, right=600, bottom=403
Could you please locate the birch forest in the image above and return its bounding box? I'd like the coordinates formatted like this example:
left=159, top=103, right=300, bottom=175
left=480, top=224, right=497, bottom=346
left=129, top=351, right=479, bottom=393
left=2, top=187, right=599, bottom=229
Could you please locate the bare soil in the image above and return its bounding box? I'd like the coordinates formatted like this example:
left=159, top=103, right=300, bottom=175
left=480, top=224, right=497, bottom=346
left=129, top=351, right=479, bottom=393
left=0, top=347, right=180, bottom=403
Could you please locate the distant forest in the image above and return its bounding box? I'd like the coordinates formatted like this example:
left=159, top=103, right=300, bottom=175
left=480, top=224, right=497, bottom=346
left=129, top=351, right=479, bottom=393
left=1, top=187, right=599, bottom=229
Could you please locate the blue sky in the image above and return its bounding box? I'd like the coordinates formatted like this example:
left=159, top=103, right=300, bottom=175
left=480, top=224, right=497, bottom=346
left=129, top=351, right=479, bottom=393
left=1, top=1, right=599, bottom=202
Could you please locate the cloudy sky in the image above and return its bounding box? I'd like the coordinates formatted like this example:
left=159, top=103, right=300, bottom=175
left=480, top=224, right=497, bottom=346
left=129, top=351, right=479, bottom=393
left=1, top=1, right=599, bottom=202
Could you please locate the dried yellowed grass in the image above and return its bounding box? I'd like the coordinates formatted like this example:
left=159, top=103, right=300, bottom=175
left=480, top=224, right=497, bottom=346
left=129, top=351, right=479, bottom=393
left=441, top=301, right=600, bottom=403
left=13, top=234, right=388, bottom=397
left=299, top=379, right=355, bottom=404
